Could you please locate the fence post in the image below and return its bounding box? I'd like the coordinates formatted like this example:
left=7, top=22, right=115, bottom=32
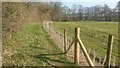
left=64, top=29, right=67, bottom=53
left=78, top=37, right=94, bottom=67
left=104, top=34, right=113, bottom=67
left=74, top=27, right=80, bottom=64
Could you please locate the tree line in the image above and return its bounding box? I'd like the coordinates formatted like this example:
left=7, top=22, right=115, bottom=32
left=9, top=1, right=118, bottom=22
left=2, top=2, right=120, bottom=25
left=44, top=1, right=120, bottom=22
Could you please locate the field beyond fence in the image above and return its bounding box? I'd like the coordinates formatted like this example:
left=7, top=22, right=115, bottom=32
left=43, top=21, right=119, bottom=66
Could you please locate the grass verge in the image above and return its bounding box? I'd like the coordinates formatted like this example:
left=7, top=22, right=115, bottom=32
left=3, top=23, right=75, bottom=66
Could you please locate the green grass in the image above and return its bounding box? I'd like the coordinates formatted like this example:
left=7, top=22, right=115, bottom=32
left=51, top=21, right=119, bottom=65
left=3, top=23, right=75, bottom=66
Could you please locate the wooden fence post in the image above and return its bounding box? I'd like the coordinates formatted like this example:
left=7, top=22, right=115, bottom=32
left=64, top=29, right=67, bottom=53
left=104, top=34, right=113, bottom=67
left=78, top=38, right=94, bottom=67
left=74, top=27, right=80, bottom=64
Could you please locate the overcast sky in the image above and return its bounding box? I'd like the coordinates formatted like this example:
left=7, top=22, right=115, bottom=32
left=60, top=0, right=119, bottom=8
left=2, top=0, right=119, bottom=8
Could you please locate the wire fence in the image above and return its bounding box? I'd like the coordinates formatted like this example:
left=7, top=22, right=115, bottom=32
left=42, top=21, right=117, bottom=67
left=43, top=21, right=89, bottom=65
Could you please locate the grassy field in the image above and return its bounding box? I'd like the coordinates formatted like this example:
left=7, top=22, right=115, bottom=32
left=3, top=23, right=75, bottom=66
left=51, top=21, right=119, bottom=65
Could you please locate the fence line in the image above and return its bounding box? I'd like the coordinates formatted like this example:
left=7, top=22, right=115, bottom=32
left=43, top=21, right=115, bottom=67
left=104, top=35, right=114, bottom=67
left=43, top=22, right=74, bottom=54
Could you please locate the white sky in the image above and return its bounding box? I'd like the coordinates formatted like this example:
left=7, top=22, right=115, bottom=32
left=45, top=0, right=119, bottom=8
left=60, top=0, right=119, bottom=2
left=2, top=0, right=119, bottom=8
left=60, top=0, right=119, bottom=8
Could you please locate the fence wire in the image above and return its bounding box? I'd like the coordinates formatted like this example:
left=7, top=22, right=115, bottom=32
left=43, top=21, right=117, bottom=66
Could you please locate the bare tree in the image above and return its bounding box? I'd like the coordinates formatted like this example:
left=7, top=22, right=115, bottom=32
left=50, top=2, right=63, bottom=21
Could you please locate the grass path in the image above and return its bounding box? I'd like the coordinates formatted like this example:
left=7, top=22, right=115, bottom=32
left=3, top=23, right=74, bottom=66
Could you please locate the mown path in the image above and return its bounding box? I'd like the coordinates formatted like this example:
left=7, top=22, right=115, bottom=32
left=3, top=23, right=74, bottom=66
